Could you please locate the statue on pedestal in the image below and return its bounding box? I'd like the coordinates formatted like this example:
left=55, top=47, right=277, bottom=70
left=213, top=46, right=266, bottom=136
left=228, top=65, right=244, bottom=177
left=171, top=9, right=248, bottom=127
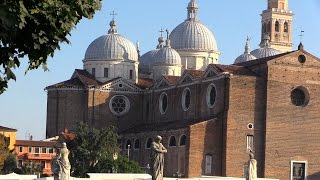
left=51, top=142, right=71, bottom=180
left=246, top=149, right=257, bottom=180
left=150, top=135, right=167, bottom=180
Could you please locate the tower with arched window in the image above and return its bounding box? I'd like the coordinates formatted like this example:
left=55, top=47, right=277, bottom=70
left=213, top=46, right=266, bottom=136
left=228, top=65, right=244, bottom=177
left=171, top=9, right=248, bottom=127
left=261, top=0, right=293, bottom=52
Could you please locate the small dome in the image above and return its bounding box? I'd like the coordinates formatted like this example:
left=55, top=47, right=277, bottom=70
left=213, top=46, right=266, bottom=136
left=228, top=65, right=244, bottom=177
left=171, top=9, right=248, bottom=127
left=234, top=37, right=257, bottom=64
left=139, top=30, right=165, bottom=74
left=84, top=20, right=138, bottom=61
left=170, top=0, right=218, bottom=52
left=154, top=47, right=181, bottom=66
left=251, top=34, right=281, bottom=59
left=154, top=30, right=181, bottom=66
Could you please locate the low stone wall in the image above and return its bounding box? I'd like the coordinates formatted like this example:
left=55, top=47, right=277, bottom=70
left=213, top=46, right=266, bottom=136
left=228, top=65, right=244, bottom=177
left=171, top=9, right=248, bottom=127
left=0, top=173, right=37, bottom=180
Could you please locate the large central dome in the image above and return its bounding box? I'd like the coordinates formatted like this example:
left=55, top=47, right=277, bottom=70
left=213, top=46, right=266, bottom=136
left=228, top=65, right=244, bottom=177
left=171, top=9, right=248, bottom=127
left=170, top=0, right=218, bottom=52
left=170, top=21, right=218, bottom=52
left=84, top=20, right=138, bottom=61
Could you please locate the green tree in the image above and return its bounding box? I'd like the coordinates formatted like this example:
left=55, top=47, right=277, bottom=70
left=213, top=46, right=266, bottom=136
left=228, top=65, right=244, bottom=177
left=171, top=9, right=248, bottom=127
left=2, top=153, right=18, bottom=174
left=68, top=123, right=142, bottom=177
left=0, top=134, right=9, bottom=172
left=0, top=0, right=102, bottom=94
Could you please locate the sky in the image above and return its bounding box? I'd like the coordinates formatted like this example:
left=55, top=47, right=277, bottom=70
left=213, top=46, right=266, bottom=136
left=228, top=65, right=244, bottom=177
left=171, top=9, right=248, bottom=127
left=1, top=0, right=320, bottom=140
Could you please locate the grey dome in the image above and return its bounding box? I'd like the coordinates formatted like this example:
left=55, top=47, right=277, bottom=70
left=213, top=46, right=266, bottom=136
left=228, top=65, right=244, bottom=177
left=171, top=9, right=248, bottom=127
left=84, top=20, right=138, bottom=61
left=169, top=0, right=218, bottom=52
left=234, top=37, right=257, bottom=64
left=154, top=47, right=181, bottom=65
left=139, top=49, right=159, bottom=73
left=170, top=21, right=218, bottom=52
left=251, top=34, right=282, bottom=59
left=250, top=47, right=281, bottom=59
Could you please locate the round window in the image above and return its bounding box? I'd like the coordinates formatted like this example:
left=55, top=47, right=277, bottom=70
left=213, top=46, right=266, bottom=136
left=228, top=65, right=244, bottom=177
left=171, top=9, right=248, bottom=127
left=291, top=87, right=309, bottom=106
left=159, top=92, right=168, bottom=114
left=206, top=84, right=217, bottom=108
left=298, top=54, right=306, bottom=64
left=109, top=95, right=130, bottom=116
left=182, top=88, right=191, bottom=111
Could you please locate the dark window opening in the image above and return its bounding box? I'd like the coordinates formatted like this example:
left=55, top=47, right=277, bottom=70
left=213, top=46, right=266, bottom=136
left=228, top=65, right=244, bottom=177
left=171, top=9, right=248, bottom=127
left=209, top=86, right=216, bottom=106
left=125, top=139, right=132, bottom=149
left=291, top=88, right=306, bottom=106
left=284, top=22, right=289, bottom=33
left=292, top=162, right=306, bottom=180
left=134, top=139, right=140, bottom=149
left=129, top=70, right=133, bottom=79
left=92, top=68, right=96, bottom=77
left=179, top=135, right=186, bottom=146
left=275, top=21, right=280, bottom=32
left=169, top=136, right=176, bottom=147
left=185, top=90, right=191, bottom=110
left=146, top=138, right=152, bottom=149
left=104, top=68, right=109, bottom=78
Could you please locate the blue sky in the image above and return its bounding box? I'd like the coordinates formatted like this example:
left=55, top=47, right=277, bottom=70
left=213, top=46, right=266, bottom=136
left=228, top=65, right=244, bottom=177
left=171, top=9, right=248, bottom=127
left=1, top=0, right=320, bottom=140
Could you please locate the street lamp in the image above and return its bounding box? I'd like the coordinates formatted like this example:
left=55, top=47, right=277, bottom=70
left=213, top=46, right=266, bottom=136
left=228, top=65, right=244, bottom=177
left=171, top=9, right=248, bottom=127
left=127, top=144, right=130, bottom=160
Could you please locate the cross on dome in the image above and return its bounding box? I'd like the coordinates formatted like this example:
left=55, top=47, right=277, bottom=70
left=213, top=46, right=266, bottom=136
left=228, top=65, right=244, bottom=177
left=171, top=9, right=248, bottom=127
left=108, top=11, right=118, bottom=34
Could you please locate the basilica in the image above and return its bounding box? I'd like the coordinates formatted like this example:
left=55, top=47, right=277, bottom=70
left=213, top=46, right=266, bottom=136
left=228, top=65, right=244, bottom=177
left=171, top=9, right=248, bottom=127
left=45, top=0, right=320, bottom=180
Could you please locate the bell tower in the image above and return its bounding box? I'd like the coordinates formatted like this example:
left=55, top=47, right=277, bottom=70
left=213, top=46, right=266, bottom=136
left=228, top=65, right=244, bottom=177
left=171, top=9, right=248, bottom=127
left=261, top=0, right=293, bottom=52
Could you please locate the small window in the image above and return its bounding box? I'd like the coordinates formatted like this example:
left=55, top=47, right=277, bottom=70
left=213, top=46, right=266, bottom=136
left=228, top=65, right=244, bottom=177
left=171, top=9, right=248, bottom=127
left=129, top=70, right=133, bottom=79
left=35, top=147, right=40, bottom=154
left=159, top=92, right=168, bottom=114
left=125, top=139, right=132, bottom=149
left=19, top=146, right=23, bottom=153
left=28, top=147, right=32, bottom=153
left=146, top=138, right=152, bottom=149
left=179, top=135, right=186, bottom=146
left=92, top=68, right=96, bottom=77
left=291, top=87, right=309, bottom=107
left=246, top=135, right=254, bottom=151
left=206, top=84, right=217, bottom=108
left=134, top=139, right=140, bottom=149
left=169, top=136, right=176, bottom=147
left=284, top=22, right=289, bottom=33
left=104, top=68, right=109, bottom=78
left=205, top=154, right=213, bottom=175
left=182, top=88, right=191, bottom=111
left=41, top=147, right=47, bottom=154
left=275, top=21, right=280, bottom=32
left=291, top=161, right=307, bottom=180
left=48, top=148, right=54, bottom=154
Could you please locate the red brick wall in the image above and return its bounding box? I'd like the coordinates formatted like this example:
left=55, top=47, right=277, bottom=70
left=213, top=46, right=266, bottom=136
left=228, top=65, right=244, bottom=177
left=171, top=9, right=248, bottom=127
left=264, top=52, right=320, bottom=180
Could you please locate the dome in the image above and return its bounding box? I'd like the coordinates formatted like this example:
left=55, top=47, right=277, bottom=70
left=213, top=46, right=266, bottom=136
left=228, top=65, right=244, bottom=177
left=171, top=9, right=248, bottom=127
left=154, top=33, right=181, bottom=66
left=251, top=34, right=282, bottom=59
left=139, top=31, right=165, bottom=73
left=234, top=37, right=257, bottom=64
left=84, top=20, right=138, bottom=61
left=154, top=47, right=181, bottom=65
left=169, top=0, right=218, bottom=52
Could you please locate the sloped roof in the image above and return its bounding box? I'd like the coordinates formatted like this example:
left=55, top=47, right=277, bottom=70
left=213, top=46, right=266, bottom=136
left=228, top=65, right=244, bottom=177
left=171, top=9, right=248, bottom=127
left=135, top=78, right=154, bottom=89
left=0, top=126, right=17, bottom=132
left=121, top=118, right=217, bottom=134
left=209, top=64, right=257, bottom=76
left=46, top=77, right=85, bottom=89
left=163, top=76, right=180, bottom=84
left=185, top=70, right=204, bottom=79
left=15, top=140, right=58, bottom=147
left=74, top=69, right=101, bottom=87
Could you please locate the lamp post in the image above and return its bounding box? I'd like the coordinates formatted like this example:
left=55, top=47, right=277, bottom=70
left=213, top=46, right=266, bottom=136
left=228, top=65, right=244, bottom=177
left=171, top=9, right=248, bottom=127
left=127, top=144, right=130, bottom=160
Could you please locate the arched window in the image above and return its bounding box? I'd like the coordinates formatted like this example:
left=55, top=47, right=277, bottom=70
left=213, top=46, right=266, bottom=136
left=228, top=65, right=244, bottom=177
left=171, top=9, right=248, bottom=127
left=169, top=136, right=176, bottom=147
left=159, top=92, right=168, bottom=114
left=182, top=88, right=191, bottom=111
left=146, top=138, right=152, bottom=149
left=275, top=21, right=280, bottom=32
left=179, top=135, right=187, bottom=146
left=267, top=21, right=271, bottom=33
left=206, top=84, right=217, bottom=108
left=134, top=139, right=140, bottom=149
left=125, top=139, right=132, bottom=149
left=284, top=22, right=289, bottom=33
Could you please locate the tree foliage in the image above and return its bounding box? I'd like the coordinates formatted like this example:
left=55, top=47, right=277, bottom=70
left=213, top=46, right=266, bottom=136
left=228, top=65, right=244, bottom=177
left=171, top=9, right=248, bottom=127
left=0, top=0, right=102, bottom=94
left=0, top=134, right=9, bottom=171
left=67, top=123, right=142, bottom=177
left=2, top=153, right=18, bottom=174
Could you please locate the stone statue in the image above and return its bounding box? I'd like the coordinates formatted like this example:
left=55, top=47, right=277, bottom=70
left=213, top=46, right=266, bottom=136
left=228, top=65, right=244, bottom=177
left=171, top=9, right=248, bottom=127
left=51, top=142, right=71, bottom=180
left=150, top=135, right=167, bottom=180
left=246, top=149, right=257, bottom=180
